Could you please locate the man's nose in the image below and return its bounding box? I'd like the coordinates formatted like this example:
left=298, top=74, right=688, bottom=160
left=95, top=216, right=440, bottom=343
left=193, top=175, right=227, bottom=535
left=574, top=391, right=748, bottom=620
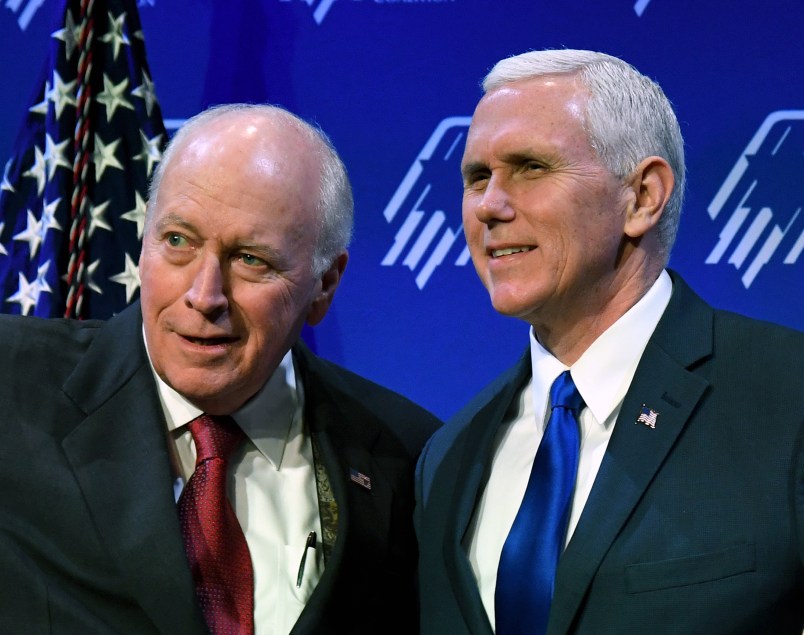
left=184, top=255, right=229, bottom=316
left=473, top=176, right=515, bottom=225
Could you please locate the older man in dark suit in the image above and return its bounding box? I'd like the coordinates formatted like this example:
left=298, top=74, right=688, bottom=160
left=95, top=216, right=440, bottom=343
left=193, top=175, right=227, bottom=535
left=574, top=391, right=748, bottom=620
left=0, top=103, right=440, bottom=634
left=415, top=49, right=803, bottom=634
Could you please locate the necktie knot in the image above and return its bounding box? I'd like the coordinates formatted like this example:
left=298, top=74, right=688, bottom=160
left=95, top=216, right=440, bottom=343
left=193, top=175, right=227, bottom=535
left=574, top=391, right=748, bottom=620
left=550, top=370, right=584, bottom=412
left=189, top=414, right=244, bottom=466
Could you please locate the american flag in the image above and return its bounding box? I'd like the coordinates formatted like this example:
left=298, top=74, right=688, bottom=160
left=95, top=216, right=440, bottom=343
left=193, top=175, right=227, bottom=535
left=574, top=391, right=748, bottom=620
left=0, top=0, right=166, bottom=318
left=349, top=468, right=372, bottom=491
left=636, top=404, right=659, bottom=429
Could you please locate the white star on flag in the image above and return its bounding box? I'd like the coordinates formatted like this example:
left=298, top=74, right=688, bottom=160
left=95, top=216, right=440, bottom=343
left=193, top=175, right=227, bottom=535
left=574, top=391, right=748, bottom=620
left=100, top=11, right=131, bottom=61
left=131, top=70, right=158, bottom=116
left=51, top=9, right=80, bottom=61
left=29, top=80, right=51, bottom=116
left=7, top=272, right=43, bottom=316
left=85, top=260, right=103, bottom=295
left=40, top=198, right=63, bottom=234
left=47, top=71, right=77, bottom=119
left=43, top=134, right=71, bottom=180
left=34, top=261, right=54, bottom=297
left=121, top=191, right=147, bottom=238
left=135, top=130, right=163, bottom=176
left=88, top=200, right=113, bottom=237
left=97, top=74, right=135, bottom=121
left=13, top=209, right=45, bottom=259
left=93, top=135, right=124, bottom=179
left=110, top=252, right=140, bottom=302
left=2, top=160, right=15, bottom=193
left=23, top=146, right=47, bottom=196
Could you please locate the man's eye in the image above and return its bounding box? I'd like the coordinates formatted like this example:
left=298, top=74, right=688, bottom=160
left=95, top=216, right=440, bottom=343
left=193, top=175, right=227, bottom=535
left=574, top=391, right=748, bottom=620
left=464, top=172, right=490, bottom=188
left=166, top=233, right=187, bottom=247
left=239, top=253, right=265, bottom=267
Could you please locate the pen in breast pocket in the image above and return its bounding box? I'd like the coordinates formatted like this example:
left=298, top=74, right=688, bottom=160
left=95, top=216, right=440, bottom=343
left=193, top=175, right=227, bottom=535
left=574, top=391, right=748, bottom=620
left=296, top=531, right=317, bottom=588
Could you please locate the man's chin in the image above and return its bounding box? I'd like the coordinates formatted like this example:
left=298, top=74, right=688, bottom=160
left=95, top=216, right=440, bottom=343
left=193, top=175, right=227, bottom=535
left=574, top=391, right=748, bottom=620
left=185, top=392, right=245, bottom=416
left=162, top=374, right=242, bottom=414
left=489, top=292, right=538, bottom=320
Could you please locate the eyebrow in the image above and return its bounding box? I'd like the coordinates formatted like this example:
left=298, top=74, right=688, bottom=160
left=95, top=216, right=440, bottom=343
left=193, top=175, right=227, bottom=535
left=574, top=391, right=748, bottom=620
left=461, top=161, right=488, bottom=179
left=153, top=213, right=198, bottom=234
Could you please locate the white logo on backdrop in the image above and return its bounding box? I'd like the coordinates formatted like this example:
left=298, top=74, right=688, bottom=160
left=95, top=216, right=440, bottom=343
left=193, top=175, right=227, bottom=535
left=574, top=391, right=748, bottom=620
left=4, top=0, right=46, bottom=31
left=633, top=0, right=653, bottom=16
left=281, top=0, right=457, bottom=26
left=706, top=110, right=804, bottom=288
left=381, top=117, right=471, bottom=289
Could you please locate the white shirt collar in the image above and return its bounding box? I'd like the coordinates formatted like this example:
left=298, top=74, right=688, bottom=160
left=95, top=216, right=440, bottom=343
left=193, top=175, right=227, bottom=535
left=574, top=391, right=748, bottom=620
left=529, top=270, right=673, bottom=429
left=144, top=331, right=301, bottom=470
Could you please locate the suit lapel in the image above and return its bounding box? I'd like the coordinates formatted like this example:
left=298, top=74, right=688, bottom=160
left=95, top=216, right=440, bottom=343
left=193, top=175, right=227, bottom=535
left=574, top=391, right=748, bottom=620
left=549, top=275, right=713, bottom=634
left=60, top=305, right=205, bottom=634
left=289, top=344, right=389, bottom=630
left=445, top=351, right=531, bottom=634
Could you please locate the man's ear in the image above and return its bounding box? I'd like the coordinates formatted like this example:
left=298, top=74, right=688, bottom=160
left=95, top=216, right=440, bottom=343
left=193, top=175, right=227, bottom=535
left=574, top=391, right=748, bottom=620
left=624, top=156, right=674, bottom=239
left=306, top=251, right=348, bottom=326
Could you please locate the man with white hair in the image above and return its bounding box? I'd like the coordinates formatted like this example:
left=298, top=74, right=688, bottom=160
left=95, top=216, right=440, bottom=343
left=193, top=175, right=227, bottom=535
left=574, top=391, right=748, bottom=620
left=0, top=103, right=440, bottom=634
left=416, top=49, right=803, bottom=634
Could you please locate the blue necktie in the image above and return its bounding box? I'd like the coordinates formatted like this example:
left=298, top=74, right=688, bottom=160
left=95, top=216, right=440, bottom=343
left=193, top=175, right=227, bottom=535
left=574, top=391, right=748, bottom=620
left=495, top=370, right=584, bottom=635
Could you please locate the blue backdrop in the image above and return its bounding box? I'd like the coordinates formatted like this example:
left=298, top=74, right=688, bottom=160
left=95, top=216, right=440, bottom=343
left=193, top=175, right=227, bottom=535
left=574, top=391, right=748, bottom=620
left=1, top=0, right=802, bottom=420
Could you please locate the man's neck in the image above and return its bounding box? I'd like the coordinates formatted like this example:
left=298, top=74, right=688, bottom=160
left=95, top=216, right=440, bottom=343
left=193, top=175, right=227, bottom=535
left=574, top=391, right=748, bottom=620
left=532, top=266, right=664, bottom=365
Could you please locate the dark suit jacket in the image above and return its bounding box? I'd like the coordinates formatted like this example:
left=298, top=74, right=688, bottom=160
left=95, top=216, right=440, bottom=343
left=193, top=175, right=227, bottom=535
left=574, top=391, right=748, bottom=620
left=416, top=273, right=804, bottom=634
left=0, top=302, right=440, bottom=634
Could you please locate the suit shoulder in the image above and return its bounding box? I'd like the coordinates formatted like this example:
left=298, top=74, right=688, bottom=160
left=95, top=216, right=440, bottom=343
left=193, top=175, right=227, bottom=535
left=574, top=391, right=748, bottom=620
left=668, top=271, right=802, bottom=362
left=711, top=309, right=803, bottom=374
left=0, top=314, right=103, bottom=366
left=294, top=346, right=442, bottom=455
left=0, top=315, right=107, bottom=438
left=422, top=351, right=528, bottom=468
left=714, top=308, right=802, bottom=343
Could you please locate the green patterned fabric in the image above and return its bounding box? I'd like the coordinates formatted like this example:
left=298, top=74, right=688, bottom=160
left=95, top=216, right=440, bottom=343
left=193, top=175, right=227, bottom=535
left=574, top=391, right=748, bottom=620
left=311, top=432, right=338, bottom=563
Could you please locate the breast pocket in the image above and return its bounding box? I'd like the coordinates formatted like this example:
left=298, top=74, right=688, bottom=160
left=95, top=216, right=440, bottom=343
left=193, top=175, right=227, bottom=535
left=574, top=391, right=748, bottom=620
left=625, top=543, right=756, bottom=593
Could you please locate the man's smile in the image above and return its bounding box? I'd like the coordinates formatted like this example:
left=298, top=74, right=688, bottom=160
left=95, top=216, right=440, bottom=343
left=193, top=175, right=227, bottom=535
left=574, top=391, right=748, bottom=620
left=490, top=246, right=534, bottom=258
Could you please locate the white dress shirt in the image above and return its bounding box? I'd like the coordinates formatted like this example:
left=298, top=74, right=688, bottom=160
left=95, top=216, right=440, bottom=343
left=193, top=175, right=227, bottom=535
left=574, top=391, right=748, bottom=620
left=465, top=271, right=673, bottom=629
left=145, top=342, right=323, bottom=635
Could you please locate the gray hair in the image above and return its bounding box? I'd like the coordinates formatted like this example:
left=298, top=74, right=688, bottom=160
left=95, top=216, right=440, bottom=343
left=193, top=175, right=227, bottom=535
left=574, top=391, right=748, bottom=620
left=147, top=103, right=353, bottom=277
left=483, top=49, right=685, bottom=258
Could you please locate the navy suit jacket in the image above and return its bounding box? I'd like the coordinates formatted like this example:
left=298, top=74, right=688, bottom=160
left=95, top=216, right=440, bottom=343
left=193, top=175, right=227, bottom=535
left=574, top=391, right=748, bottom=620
left=0, top=302, right=440, bottom=634
left=416, top=273, right=804, bottom=634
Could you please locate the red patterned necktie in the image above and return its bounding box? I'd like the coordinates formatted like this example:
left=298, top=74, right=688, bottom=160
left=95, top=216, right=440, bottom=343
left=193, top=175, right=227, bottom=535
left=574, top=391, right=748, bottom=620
left=178, top=414, right=255, bottom=635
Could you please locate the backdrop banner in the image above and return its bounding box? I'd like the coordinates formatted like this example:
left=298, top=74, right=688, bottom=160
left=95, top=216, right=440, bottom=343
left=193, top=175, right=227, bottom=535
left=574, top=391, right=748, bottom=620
left=1, top=0, right=801, bottom=419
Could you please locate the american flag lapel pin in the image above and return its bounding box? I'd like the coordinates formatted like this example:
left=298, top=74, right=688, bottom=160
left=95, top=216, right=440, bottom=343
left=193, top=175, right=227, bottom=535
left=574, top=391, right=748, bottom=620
left=636, top=404, right=659, bottom=429
left=349, top=467, right=372, bottom=490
